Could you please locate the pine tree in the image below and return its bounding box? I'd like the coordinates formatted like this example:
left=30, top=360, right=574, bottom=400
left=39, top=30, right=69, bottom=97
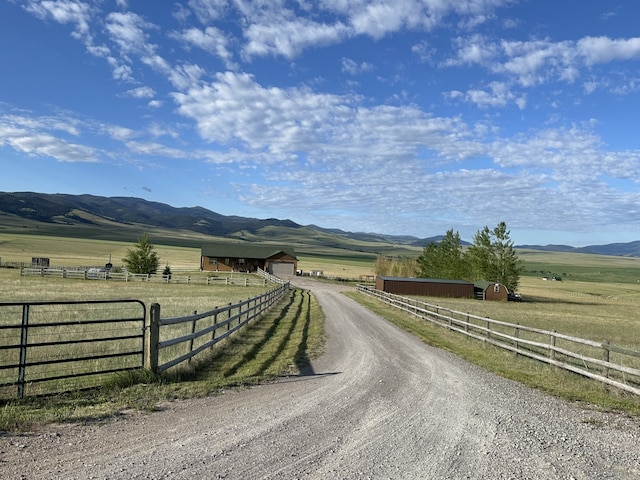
left=122, top=233, right=160, bottom=275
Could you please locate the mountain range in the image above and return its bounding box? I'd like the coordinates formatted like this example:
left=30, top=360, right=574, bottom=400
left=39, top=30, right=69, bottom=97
left=1, top=191, right=639, bottom=257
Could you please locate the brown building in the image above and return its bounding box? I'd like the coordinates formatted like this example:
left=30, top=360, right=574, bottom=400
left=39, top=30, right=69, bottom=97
left=375, top=276, right=474, bottom=298
left=474, top=282, right=509, bottom=301
left=200, top=243, right=297, bottom=276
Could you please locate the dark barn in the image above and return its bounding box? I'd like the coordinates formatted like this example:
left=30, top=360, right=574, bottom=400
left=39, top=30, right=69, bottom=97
left=375, top=276, right=475, bottom=298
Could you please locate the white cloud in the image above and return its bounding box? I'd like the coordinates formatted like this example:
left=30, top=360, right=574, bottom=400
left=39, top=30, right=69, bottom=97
left=125, top=141, right=187, bottom=159
left=341, top=57, right=374, bottom=75
left=577, top=36, right=640, bottom=65
left=243, top=17, right=350, bottom=59
left=24, top=0, right=93, bottom=38
left=171, top=26, right=234, bottom=65
left=124, top=86, right=155, bottom=99
left=446, top=81, right=526, bottom=109
left=105, top=11, right=155, bottom=55
left=0, top=114, right=98, bottom=163
left=448, top=34, right=640, bottom=90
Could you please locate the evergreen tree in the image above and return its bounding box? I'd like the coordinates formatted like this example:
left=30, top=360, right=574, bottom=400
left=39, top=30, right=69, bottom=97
left=122, top=233, right=160, bottom=274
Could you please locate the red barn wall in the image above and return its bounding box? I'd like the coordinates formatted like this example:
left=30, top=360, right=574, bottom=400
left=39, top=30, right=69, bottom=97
left=377, top=277, right=474, bottom=298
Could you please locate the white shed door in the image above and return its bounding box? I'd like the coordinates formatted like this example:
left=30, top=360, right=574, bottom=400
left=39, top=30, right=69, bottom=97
left=270, top=262, right=294, bottom=277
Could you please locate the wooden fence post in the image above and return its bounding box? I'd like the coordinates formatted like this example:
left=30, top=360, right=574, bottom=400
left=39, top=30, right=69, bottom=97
left=514, top=323, right=520, bottom=357
left=147, top=303, right=160, bottom=374
left=603, top=340, right=610, bottom=378
left=188, top=311, right=197, bottom=364
left=550, top=331, right=556, bottom=361
left=212, top=308, right=218, bottom=342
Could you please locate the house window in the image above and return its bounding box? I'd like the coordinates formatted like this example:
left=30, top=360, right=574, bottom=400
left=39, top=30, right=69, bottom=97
left=494, top=284, right=500, bottom=292
left=208, top=257, right=218, bottom=266
left=238, top=258, right=247, bottom=266
left=224, top=258, right=229, bottom=265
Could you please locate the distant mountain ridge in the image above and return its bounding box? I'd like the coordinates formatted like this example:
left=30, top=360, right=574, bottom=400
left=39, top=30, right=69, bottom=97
left=517, top=241, right=640, bottom=257
left=0, top=191, right=638, bottom=257
left=0, top=191, right=430, bottom=247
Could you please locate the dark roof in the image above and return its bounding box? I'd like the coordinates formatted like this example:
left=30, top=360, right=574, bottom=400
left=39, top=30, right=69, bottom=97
left=201, top=242, right=297, bottom=260
left=377, top=276, right=473, bottom=285
left=474, top=281, right=505, bottom=289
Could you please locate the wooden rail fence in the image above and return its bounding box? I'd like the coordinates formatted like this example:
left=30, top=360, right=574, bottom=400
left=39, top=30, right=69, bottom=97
left=357, top=285, right=640, bottom=396
left=20, top=267, right=269, bottom=286
left=147, top=282, right=290, bottom=374
left=0, top=282, right=290, bottom=399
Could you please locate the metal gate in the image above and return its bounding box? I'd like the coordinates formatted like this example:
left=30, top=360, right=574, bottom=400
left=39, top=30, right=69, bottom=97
left=0, top=299, right=146, bottom=399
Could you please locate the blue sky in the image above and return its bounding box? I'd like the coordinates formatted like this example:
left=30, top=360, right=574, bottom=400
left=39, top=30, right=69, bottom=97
left=1, top=0, right=640, bottom=247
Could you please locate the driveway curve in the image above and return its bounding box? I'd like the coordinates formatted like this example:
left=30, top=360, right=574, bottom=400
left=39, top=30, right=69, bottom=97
left=2, top=278, right=639, bottom=479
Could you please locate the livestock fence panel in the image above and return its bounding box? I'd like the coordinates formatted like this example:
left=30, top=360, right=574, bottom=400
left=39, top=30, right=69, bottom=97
left=147, top=282, right=290, bottom=373
left=0, top=300, right=146, bottom=400
left=357, top=285, right=640, bottom=397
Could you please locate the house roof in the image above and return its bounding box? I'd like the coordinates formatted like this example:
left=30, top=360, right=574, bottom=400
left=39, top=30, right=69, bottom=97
left=377, top=276, right=473, bottom=285
left=201, top=242, right=297, bottom=260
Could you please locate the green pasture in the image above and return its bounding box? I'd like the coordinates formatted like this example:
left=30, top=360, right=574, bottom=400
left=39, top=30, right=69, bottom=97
left=2, top=232, right=640, bottom=419
left=519, top=249, right=640, bottom=284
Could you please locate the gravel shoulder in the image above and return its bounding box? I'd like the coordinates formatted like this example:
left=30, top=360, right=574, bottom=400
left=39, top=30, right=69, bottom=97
left=2, top=278, right=639, bottom=479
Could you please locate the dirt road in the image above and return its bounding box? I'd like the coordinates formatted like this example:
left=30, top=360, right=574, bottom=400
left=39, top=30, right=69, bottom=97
left=2, top=278, right=639, bottom=479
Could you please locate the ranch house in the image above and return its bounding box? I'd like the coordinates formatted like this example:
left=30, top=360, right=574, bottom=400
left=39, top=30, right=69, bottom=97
left=200, top=243, right=298, bottom=276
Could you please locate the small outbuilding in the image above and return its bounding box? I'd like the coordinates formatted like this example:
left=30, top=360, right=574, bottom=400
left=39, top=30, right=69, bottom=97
left=376, top=276, right=475, bottom=298
left=474, top=281, right=509, bottom=301
left=201, top=243, right=297, bottom=276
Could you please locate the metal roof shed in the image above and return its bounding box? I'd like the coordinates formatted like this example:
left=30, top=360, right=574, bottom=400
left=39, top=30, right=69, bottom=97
left=474, top=281, right=509, bottom=301
left=375, top=276, right=474, bottom=298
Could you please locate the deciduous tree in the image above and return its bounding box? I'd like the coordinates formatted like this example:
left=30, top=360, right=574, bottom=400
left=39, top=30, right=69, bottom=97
left=417, top=229, right=468, bottom=279
left=466, top=222, right=523, bottom=292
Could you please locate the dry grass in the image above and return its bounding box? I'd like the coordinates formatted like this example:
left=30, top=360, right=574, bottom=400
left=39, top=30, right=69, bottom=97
left=348, top=291, right=640, bottom=415
left=409, top=276, right=640, bottom=352
left=0, top=268, right=268, bottom=317
left=0, top=287, right=325, bottom=431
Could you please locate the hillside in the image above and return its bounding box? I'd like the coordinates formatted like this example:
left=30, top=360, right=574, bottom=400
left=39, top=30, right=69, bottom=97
left=1, top=191, right=638, bottom=257
left=0, top=192, right=425, bottom=256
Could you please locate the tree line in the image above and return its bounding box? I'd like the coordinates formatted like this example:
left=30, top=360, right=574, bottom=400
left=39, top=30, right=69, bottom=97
left=375, top=222, right=523, bottom=293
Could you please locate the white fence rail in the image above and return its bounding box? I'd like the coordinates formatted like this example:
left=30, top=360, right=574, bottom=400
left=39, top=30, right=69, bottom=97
left=357, top=285, right=640, bottom=396
left=20, top=268, right=270, bottom=286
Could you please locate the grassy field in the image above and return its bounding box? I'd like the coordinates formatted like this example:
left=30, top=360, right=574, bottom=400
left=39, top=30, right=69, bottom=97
left=0, top=286, right=324, bottom=431
left=2, top=232, right=640, bottom=425
left=0, top=233, right=202, bottom=270
left=519, top=248, right=640, bottom=284
left=405, top=276, right=640, bottom=351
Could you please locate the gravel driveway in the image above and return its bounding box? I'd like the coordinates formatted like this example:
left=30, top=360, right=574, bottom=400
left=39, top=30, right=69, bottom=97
left=2, top=278, right=639, bottom=479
